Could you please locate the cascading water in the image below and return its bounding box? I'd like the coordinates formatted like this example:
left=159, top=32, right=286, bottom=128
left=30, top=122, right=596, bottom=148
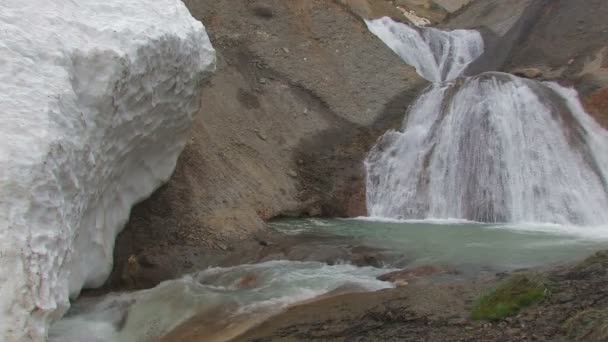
left=365, top=17, right=608, bottom=226
left=365, top=17, right=483, bottom=82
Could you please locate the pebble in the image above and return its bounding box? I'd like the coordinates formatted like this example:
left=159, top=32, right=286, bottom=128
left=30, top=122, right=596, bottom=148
left=256, top=131, right=267, bottom=141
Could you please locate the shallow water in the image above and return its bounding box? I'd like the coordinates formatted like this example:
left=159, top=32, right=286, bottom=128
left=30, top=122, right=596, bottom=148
left=49, top=260, right=393, bottom=341
left=50, top=218, right=607, bottom=341
left=271, top=218, right=608, bottom=274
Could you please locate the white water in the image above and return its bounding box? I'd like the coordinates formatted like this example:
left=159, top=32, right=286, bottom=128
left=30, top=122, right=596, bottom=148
left=49, top=261, right=393, bottom=341
left=365, top=17, right=483, bottom=82
left=366, top=74, right=608, bottom=225
left=365, top=18, right=608, bottom=226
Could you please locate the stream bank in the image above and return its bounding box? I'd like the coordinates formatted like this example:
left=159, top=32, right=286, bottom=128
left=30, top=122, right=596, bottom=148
left=232, top=251, right=608, bottom=342
left=65, top=219, right=608, bottom=341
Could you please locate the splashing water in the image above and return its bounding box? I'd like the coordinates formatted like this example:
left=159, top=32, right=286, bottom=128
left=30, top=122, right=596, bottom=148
left=364, top=17, right=608, bottom=226
left=49, top=261, right=393, bottom=341
left=365, top=73, right=608, bottom=225
left=365, top=17, right=483, bottom=82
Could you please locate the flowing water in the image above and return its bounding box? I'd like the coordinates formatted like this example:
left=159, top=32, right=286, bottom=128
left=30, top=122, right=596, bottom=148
left=365, top=17, right=483, bottom=82
left=272, top=218, right=608, bottom=274
left=49, top=261, right=393, bottom=341
left=365, top=74, right=608, bottom=225
left=50, top=16, right=608, bottom=341
left=50, top=218, right=608, bottom=341
left=364, top=17, right=608, bottom=226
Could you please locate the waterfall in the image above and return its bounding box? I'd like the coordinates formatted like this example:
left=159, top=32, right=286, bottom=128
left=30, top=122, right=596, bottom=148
left=365, top=18, right=608, bottom=226
left=365, top=17, right=483, bottom=82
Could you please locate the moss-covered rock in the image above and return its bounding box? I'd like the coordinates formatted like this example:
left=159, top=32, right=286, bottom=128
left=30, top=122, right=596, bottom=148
left=471, top=274, right=549, bottom=321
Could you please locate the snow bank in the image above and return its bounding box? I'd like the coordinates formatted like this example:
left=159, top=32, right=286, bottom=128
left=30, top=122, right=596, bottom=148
left=0, top=0, right=215, bottom=340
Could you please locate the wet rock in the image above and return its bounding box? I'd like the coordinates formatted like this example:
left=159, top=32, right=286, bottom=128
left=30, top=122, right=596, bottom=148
left=512, top=67, right=543, bottom=79
left=377, top=265, right=445, bottom=283
left=583, top=87, right=608, bottom=129
left=352, top=253, right=383, bottom=268
left=236, top=273, right=258, bottom=288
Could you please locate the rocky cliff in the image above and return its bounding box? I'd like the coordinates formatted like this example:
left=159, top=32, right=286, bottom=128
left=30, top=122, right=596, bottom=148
left=445, top=0, right=608, bottom=128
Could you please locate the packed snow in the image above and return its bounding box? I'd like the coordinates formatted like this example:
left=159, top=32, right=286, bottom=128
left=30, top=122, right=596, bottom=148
left=0, top=0, right=215, bottom=340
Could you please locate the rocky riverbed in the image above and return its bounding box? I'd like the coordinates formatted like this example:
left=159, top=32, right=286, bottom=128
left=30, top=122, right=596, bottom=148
left=166, top=249, right=608, bottom=342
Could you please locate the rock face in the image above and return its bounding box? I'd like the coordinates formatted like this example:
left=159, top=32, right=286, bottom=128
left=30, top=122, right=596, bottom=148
left=445, top=0, right=608, bottom=128
left=502, top=0, right=608, bottom=130
left=445, top=0, right=608, bottom=95
left=108, top=0, right=425, bottom=289
left=444, top=0, right=545, bottom=75
left=339, top=0, right=403, bottom=19
left=0, top=0, right=215, bottom=340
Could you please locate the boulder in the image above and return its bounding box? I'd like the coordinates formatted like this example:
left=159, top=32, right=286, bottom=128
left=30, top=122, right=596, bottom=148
left=377, top=265, right=446, bottom=283
left=0, top=0, right=215, bottom=339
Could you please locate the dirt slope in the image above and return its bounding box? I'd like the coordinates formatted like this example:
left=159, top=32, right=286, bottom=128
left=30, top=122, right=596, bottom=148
left=104, top=0, right=425, bottom=289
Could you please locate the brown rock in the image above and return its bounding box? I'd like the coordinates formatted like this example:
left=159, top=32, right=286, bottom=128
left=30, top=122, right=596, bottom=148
left=236, top=273, right=258, bottom=289
left=583, top=87, right=608, bottom=129
left=339, top=0, right=402, bottom=19
left=512, top=67, right=543, bottom=79
left=377, top=265, right=445, bottom=283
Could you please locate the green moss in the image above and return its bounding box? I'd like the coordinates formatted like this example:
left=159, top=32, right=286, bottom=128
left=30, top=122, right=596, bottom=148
left=430, top=3, right=442, bottom=11
left=471, top=274, right=549, bottom=321
left=564, top=309, right=608, bottom=341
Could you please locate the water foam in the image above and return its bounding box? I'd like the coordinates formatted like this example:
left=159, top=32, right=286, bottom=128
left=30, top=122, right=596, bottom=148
left=365, top=73, right=608, bottom=225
